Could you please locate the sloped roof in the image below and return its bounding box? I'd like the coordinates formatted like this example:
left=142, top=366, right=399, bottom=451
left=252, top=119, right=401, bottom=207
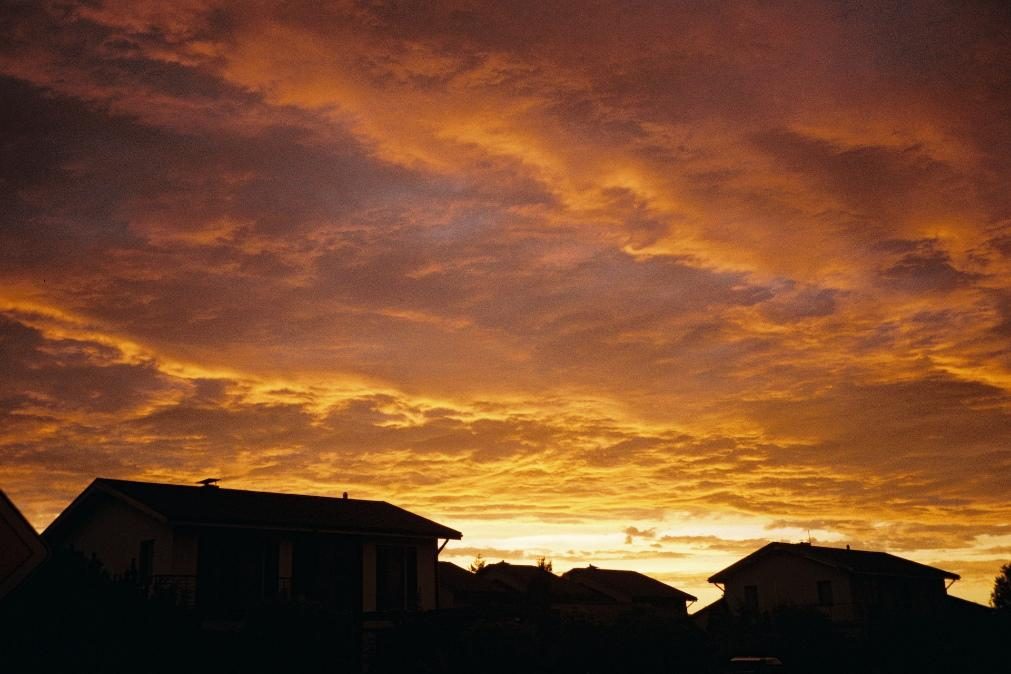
left=480, top=561, right=605, bottom=602
left=563, top=566, right=697, bottom=603
left=45, top=478, right=461, bottom=540
left=438, top=561, right=506, bottom=594
left=943, top=594, right=993, bottom=617
left=0, top=490, right=48, bottom=599
left=708, top=542, right=959, bottom=583
left=691, top=596, right=728, bottom=619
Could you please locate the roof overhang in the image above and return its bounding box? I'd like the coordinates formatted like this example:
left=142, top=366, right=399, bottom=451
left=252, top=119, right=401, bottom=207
left=708, top=544, right=960, bottom=583
left=709, top=546, right=837, bottom=584
left=44, top=479, right=463, bottom=542
left=170, top=519, right=462, bottom=540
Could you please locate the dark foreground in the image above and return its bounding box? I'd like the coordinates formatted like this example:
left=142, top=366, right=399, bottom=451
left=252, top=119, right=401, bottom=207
left=1, top=551, right=1006, bottom=673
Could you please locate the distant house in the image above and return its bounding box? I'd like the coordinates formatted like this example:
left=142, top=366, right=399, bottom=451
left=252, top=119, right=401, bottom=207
left=43, top=478, right=461, bottom=616
left=707, top=542, right=959, bottom=625
left=437, top=561, right=512, bottom=609
left=478, top=561, right=606, bottom=610
left=562, top=566, right=697, bottom=616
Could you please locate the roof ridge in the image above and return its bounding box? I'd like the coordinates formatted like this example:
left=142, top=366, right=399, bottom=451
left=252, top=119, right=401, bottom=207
left=96, top=477, right=388, bottom=504
left=77, top=477, right=463, bottom=540
left=709, top=540, right=959, bottom=582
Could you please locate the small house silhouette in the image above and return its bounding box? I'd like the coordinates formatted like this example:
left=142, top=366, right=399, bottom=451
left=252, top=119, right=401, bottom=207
left=43, top=478, right=461, bottom=618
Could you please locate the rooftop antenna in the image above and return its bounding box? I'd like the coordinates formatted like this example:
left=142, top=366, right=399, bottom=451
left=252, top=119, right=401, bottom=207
left=197, top=478, right=220, bottom=488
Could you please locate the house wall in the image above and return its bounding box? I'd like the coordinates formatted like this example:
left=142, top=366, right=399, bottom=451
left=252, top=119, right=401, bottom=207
left=723, top=552, right=855, bottom=622
left=437, top=585, right=456, bottom=609
left=417, top=538, right=437, bottom=610
left=56, top=492, right=174, bottom=578
left=362, top=542, right=377, bottom=612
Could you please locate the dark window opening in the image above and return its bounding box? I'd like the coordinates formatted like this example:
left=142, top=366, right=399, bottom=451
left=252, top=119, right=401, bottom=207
left=197, top=534, right=281, bottom=614
left=376, top=545, right=418, bottom=611
left=292, top=536, right=361, bottom=612
left=817, top=580, right=834, bottom=606
left=261, top=541, right=280, bottom=598
left=743, top=584, right=759, bottom=613
left=139, top=539, right=155, bottom=586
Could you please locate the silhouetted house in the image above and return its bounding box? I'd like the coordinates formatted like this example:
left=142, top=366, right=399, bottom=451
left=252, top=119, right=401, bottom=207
left=562, top=565, right=697, bottom=616
left=0, top=490, right=47, bottom=601
left=690, top=596, right=731, bottom=633
left=478, top=561, right=607, bottom=611
left=942, top=594, right=994, bottom=622
left=437, top=561, right=512, bottom=609
left=42, top=478, right=461, bottom=617
left=707, top=542, right=959, bottom=626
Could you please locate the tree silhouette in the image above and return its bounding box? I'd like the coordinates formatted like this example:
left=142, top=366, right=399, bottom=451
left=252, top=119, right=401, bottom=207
left=469, top=553, right=486, bottom=573
left=535, top=556, right=553, bottom=572
left=992, top=562, right=1011, bottom=611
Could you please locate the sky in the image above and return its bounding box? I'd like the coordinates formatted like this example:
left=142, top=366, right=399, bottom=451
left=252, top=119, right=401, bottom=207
left=1, top=1, right=1010, bottom=608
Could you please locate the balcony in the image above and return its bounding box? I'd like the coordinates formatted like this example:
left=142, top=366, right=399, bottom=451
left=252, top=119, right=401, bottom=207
left=148, top=575, right=294, bottom=610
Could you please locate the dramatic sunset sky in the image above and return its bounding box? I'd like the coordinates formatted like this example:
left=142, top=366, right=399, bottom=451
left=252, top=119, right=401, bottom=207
left=2, top=1, right=1010, bottom=607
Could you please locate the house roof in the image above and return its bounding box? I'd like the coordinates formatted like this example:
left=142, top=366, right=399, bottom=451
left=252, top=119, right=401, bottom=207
left=479, top=561, right=605, bottom=602
left=45, top=478, right=461, bottom=541
left=438, top=561, right=506, bottom=594
left=563, top=566, right=697, bottom=603
left=0, top=490, right=48, bottom=600
left=708, top=542, right=959, bottom=583
left=943, top=594, right=993, bottom=618
left=691, top=597, right=728, bottom=620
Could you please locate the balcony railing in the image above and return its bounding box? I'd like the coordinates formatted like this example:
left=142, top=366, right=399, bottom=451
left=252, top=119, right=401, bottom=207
left=150, top=574, right=198, bottom=608
left=148, top=575, right=293, bottom=610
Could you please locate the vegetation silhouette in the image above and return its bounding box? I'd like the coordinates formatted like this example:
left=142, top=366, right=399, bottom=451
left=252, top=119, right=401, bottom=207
left=702, top=601, right=1008, bottom=674
left=3, top=545, right=1008, bottom=673
left=368, top=606, right=708, bottom=674
left=991, top=562, right=1011, bottom=611
left=0, top=549, right=358, bottom=673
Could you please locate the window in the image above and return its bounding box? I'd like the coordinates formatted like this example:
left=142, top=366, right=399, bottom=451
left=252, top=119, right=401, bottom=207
left=139, top=539, right=155, bottom=585
left=376, top=545, right=418, bottom=611
left=292, top=537, right=362, bottom=610
left=198, top=534, right=282, bottom=612
left=817, top=580, right=834, bottom=606
left=744, top=584, right=759, bottom=612
left=260, top=541, right=280, bottom=598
